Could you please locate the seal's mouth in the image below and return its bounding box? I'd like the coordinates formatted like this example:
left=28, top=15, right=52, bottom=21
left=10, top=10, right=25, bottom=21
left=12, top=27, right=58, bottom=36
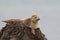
left=36, top=18, right=40, bottom=21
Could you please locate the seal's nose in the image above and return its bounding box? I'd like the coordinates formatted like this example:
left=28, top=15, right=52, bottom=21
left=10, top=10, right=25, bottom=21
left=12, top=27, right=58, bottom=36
left=36, top=18, right=40, bottom=21
left=38, top=18, right=40, bottom=20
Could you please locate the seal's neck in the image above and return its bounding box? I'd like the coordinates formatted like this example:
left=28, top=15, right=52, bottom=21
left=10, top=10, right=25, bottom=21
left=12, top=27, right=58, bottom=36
left=30, top=21, right=38, bottom=29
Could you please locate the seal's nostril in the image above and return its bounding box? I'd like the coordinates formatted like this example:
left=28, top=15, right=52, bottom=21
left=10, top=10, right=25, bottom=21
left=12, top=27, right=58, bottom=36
left=38, top=18, right=40, bottom=20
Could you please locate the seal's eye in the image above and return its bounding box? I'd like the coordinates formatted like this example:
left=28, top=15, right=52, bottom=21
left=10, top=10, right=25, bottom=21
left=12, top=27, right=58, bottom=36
left=34, top=17, right=37, bottom=18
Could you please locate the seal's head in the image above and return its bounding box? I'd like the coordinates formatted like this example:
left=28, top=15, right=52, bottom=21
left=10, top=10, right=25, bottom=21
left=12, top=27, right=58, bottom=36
left=31, top=15, right=40, bottom=24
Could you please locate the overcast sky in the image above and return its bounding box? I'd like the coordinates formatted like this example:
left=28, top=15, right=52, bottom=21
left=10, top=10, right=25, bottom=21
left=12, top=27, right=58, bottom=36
left=0, top=0, right=60, bottom=40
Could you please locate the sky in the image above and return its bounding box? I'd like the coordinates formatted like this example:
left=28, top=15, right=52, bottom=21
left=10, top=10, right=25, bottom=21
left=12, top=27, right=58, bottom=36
left=0, top=0, right=60, bottom=40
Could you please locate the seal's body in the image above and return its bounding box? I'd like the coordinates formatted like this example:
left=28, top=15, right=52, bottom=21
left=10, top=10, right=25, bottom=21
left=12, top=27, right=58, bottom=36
left=3, top=15, right=40, bottom=34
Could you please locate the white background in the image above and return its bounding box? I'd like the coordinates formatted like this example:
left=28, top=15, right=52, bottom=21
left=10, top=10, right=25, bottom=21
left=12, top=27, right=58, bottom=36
left=0, top=0, right=60, bottom=40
